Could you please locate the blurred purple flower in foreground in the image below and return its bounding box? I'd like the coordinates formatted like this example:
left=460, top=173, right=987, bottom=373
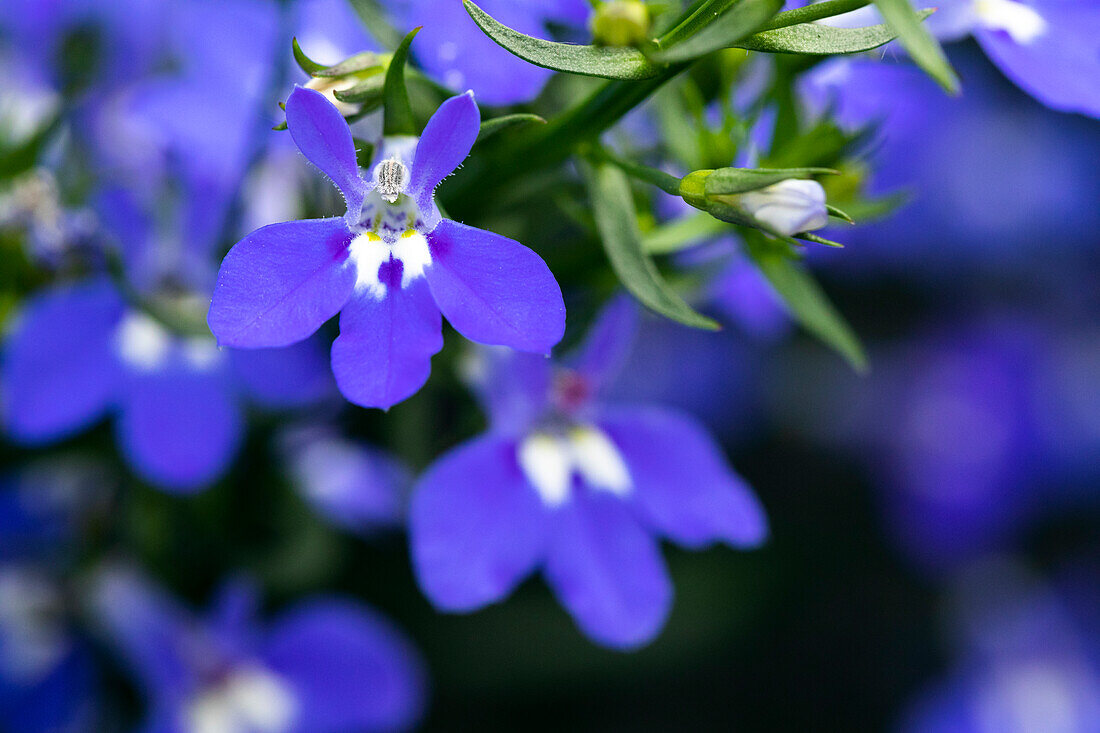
left=91, top=567, right=425, bottom=733
left=409, top=298, right=767, bottom=649
left=209, top=87, right=565, bottom=410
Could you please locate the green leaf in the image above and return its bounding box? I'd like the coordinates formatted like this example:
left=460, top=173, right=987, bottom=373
left=333, top=74, right=385, bottom=104
left=0, top=114, right=62, bottom=178
left=478, top=114, right=546, bottom=142
left=873, top=0, right=958, bottom=92
left=313, top=51, right=384, bottom=78
left=642, top=212, right=729, bottom=255
left=581, top=159, right=719, bottom=331
left=758, top=0, right=870, bottom=31
left=346, top=0, right=405, bottom=50
left=794, top=231, right=845, bottom=247
left=704, top=167, right=835, bottom=195
left=746, top=234, right=866, bottom=370
left=383, top=27, right=420, bottom=137
left=463, top=0, right=662, bottom=80
left=651, top=0, right=783, bottom=62
left=292, top=38, right=326, bottom=75
left=736, top=10, right=932, bottom=54
left=825, top=204, right=854, bottom=224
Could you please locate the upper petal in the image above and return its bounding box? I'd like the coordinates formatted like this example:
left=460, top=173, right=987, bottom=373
left=2, top=278, right=123, bottom=443
left=600, top=405, right=768, bottom=549
left=262, top=599, right=426, bottom=733
left=566, top=294, right=639, bottom=393
left=409, top=434, right=549, bottom=611
left=115, top=366, right=243, bottom=492
left=544, top=491, right=672, bottom=649
left=408, top=91, right=480, bottom=214
left=330, top=277, right=442, bottom=410
left=425, top=219, right=565, bottom=354
left=208, top=218, right=356, bottom=348
left=285, top=86, right=368, bottom=212
left=976, top=2, right=1100, bottom=118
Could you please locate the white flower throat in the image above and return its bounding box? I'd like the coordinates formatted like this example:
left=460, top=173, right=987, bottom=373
left=348, top=157, right=432, bottom=299
left=185, top=666, right=298, bottom=733
left=975, top=0, right=1047, bottom=45
left=518, top=426, right=632, bottom=508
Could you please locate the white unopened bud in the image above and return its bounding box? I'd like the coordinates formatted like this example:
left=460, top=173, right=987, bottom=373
left=304, top=76, right=359, bottom=116
left=729, top=179, right=829, bottom=237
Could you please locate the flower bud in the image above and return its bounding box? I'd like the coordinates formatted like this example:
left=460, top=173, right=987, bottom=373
left=724, top=179, right=829, bottom=236
left=304, top=76, right=359, bottom=116
left=591, top=0, right=650, bottom=47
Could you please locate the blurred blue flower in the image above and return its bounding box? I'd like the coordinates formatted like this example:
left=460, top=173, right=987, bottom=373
left=2, top=277, right=334, bottom=492
left=280, top=425, right=411, bottom=534
left=89, top=567, right=425, bottom=733
left=0, top=460, right=112, bottom=733
left=900, top=560, right=1100, bottom=732
left=409, top=298, right=767, bottom=649
left=797, top=0, right=1100, bottom=117
left=390, top=0, right=591, bottom=105
left=800, top=49, right=1100, bottom=276
left=209, top=87, right=565, bottom=409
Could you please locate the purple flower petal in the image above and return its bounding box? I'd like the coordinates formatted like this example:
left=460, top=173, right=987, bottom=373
left=330, top=278, right=443, bottom=410
left=976, top=1, right=1100, bottom=118
left=544, top=491, right=672, bottom=649
left=2, top=278, right=123, bottom=443
left=285, top=86, right=368, bottom=212
left=285, top=434, right=409, bottom=532
left=465, top=347, right=554, bottom=436
left=115, top=366, right=243, bottom=492
left=229, top=338, right=336, bottom=409
left=425, top=219, right=565, bottom=354
left=408, top=91, right=480, bottom=214
left=262, top=599, right=425, bottom=733
left=600, top=405, right=769, bottom=549
left=567, top=294, right=638, bottom=392
left=410, top=434, right=549, bottom=611
left=209, top=218, right=356, bottom=348
left=88, top=567, right=193, bottom=698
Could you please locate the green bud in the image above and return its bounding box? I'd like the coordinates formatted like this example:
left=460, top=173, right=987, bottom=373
left=591, top=0, right=651, bottom=48
left=678, top=170, right=712, bottom=210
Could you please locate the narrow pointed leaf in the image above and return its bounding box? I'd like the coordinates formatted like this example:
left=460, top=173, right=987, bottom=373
left=736, top=10, right=932, bottom=54
left=478, top=114, right=546, bottom=142
left=292, top=38, right=326, bottom=75
left=333, top=75, right=385, bottom=103
left=794, top=232, right=845, bottom=247
left=642, top=213, right=729, bottom=255
left=383, top=27, right=420, bottom=136
left=463, top=0, right=662, bottom=80
left=347, top=0, right=405, bottom=50
left=313, top=51, right=384, bottom=78
left=582, top=160, right=719, bottom=331
left=747, top=236, right=866, bottom=370
left=873, top=0, right=958, bottom=92
left=825, top=204, right=855, bottom=224
left=652, top=0, right=784, bottom=63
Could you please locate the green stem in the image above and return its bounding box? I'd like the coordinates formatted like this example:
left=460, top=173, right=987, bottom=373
left=594, top=147, right=682, bottom=195
left=758, top=0, right=871, bottom=31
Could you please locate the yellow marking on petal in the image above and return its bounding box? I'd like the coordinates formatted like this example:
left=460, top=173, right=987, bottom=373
left=401, top=229, right=417, bottom=238
left=364, top=231, right=382, bottom=242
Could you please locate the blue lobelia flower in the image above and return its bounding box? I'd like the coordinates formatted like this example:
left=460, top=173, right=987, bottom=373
left=89, top=567, right=425, bottom=733
left=2, top=276, right=335, bottom=492
left=797, top=0, right=1100, bottom=118
left=934, top=0, right=1100, bottom=118
left=408, top=298, right=768, bottom=649
left=208, top=87, right=566, bottom=410
left=390, top=0, right=591, bottom=106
